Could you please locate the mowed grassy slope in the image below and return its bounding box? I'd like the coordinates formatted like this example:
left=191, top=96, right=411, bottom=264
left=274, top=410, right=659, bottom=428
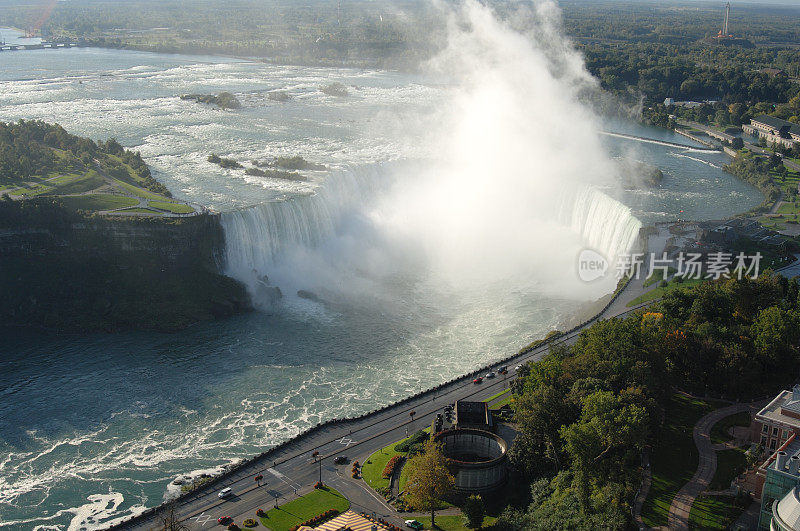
left=4, top=139, right=193, bottom=214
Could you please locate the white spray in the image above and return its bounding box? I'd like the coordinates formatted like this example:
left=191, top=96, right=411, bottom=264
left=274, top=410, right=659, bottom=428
left=221, top=0, right=641, bottom=309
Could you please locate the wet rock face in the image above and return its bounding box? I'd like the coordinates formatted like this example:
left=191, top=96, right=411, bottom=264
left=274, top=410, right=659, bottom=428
left=297, top=289, right=322, bottom=303
left=0, top=213, right=252, bottom=332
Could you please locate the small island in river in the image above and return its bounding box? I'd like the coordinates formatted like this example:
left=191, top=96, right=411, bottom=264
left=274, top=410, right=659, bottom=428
left=181, top=91, right=242, bottom=109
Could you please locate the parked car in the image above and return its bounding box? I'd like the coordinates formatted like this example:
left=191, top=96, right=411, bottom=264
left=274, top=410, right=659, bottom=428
left=218, top=516, right=233, bottom=524
left=473, top=377, right=483, bottom=384
left=486, top=371, right=496, bottom=379
left=333, top=455, right=348, bottom=465
left=514, top=365, right=522, bottom=371
left=217, top=487, right=232, bottom=499
left=405, top=520, right=424, bottom=530
left=498, top=366, right=508, bottom=374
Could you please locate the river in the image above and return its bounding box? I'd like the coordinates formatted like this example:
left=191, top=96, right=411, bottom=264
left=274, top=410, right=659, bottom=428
left=0, top=44, right=762, bottom=530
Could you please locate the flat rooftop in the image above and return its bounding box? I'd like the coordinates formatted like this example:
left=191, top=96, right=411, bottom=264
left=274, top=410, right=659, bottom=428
left=757, top=386, right=800, bottom=428
left=455, top=400, right=492, bottom=428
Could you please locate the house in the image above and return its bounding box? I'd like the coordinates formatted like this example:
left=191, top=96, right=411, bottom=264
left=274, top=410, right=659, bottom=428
left=707, top=225, right=739, bottom=244
left=743, top=115, right=800, bottom=149
left=752, top=386, right=800, bottom=452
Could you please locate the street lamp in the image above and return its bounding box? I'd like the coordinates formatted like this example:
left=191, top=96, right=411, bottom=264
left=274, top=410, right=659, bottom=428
left=312, top=451, right=322, bottom=484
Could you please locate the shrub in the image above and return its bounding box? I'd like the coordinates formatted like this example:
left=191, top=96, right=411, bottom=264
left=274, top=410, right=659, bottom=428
left=463, top=494, right=485, bottom=529
left=382, top=455, right=403, bottom=479
left=394, top=430, right=428, bottom=452
left=243, top=518, right=258, bottom=527
left=289, top=509, right=341, bottom=530
left=255, top=509, right=266, bottom=517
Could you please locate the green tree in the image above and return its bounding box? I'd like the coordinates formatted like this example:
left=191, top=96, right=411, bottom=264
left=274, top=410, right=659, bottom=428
left=463, top=494, right=485, bottom=529
left=752, top=305, right=800, bottom=365
left=560, top=390, right=649, bottom=506
left=404, top=438, right=455, bottom=528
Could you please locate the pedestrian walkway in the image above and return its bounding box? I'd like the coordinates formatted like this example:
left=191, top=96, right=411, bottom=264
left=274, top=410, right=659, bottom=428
left=666, top=401, right=763, bottom=530
left=632, top=451, right=652, bottom=530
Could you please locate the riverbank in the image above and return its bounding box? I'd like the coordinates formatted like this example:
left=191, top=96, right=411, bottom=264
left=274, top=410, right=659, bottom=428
left=111, top=259, right=663, bottom=530
left=0, top=200, right=251, bottom=333
left=647, top=119, right=779, bottom=217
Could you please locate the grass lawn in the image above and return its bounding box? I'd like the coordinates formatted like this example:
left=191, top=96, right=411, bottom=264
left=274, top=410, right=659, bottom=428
left=758, top=217, right=786, bottom=231
left=59, top=194, right=138, bottom=212
left=489, top=395, right=512, bottom=410
left=257, top=487, right=349, bottom=531
left=415, top=514, right=498, bottom=531
left=711, top=411, right=751, bottom=445
left=709, top=449, right=748, bottom=491
left=688, top=495, right=740, bottom=530
left=640, top=394, right=723, bottom=528
left=643, top=267, right=676, bottom=288
left=15, top=182, right=53, bottom=197
left=118, top=207, right=163, bottom=214
left=149, top=200, right=195, bottom=214
left=399, top=457, right=411, bottom=493
left=627, top=278, right=703, bottom=307
left=47, top=171, right=105, bottom=195
left=483, top=389, right=510, bottom=403
left=362, top=432, right=420, bottom=491
left=110, top=176, right=170, bottom=201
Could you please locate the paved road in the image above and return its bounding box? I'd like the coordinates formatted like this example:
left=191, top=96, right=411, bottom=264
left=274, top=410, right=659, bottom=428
left=114, top=232, right=673, bottom=531
left=666, top=401, right=763, bottom=531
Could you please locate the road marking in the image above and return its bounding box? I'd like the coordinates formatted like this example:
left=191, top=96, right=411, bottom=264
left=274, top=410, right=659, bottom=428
left=191, top=512, right=212, bottom=526
left=267, top=467, right=302, bottom=490
left=338, top=436, right=354, bottom=447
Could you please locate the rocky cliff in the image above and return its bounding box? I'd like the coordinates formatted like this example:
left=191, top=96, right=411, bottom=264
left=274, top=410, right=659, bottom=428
left=0, top=200, right=251, bottom=332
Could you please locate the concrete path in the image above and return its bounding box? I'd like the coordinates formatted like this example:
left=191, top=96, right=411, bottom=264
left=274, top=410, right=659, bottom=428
left=666, top=402, right=761, bottom=530
left=733, top=500, right=761, bottom=531
left=632, top=451, right=652, bottom=530
left=770, top=192, right=785, bottom=215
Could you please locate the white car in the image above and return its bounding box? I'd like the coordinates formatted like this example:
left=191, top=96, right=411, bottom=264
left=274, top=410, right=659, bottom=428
left=486, top=371, right=496, bottom=379
left=218, top=487, right=233, bottom=499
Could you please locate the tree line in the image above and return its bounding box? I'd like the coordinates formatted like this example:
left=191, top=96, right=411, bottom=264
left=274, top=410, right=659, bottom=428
left=496, top=272, right=800, bottom=529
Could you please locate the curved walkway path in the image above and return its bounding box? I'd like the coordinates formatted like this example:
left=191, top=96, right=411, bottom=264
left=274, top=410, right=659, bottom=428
left=666, top=401, right=764, bottom=530
left=632, top=452, right=651, bottom=530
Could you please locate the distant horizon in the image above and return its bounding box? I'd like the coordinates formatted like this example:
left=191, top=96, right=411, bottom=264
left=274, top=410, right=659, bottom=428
left=561, top=0, right=800, bottom=6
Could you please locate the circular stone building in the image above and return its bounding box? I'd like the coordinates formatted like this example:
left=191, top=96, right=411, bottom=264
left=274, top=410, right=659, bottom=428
left=433, top=428, right=508, bottom=493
